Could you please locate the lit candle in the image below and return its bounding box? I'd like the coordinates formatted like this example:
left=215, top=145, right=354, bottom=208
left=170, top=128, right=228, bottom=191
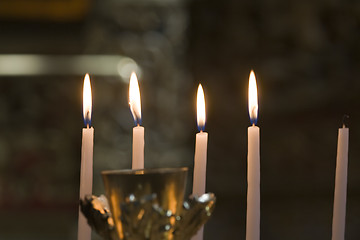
left=332, top=117, right=349, bottom=240
left=246, top=70, right=260, bottom=240
left=129, top=72, right=144, bottom=169
left=78, top=73, right=94, bottom=240
left=192, top=84, right=208, bottom=240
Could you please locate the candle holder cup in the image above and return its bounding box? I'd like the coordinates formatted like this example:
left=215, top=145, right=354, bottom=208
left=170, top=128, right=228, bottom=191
left=80, top=167, right=216, bottom=240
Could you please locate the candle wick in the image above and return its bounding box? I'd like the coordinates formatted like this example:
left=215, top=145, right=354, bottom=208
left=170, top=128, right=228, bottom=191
left=342, top=114, right=349, bottom=128
left=87, top=124, right=90, bottom=129
left=137, top=123, right=140, bottom=127
left=252, top=123, right=255, bottom=127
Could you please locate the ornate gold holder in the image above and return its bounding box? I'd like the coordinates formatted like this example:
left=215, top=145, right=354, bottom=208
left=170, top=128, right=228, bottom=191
left=80, top=168, right=216, bottom=240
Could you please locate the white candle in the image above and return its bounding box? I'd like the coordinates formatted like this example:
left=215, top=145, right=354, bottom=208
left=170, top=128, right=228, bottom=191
left=129, top=72, right=144, bottom=169
left=78, top=73, right=94, bottom=240
left=332, top=123, right=349, bottom=240
left=132, top=125, right=144, bottom=169
left=246, top=70, right=260, bottom=240
left=192, top=84, right=208, bottom=240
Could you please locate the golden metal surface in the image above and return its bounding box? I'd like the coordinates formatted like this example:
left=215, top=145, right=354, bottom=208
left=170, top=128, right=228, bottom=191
left=102, top=168, right=188, bottom=240
left=81, top=167, right=216, bottom=240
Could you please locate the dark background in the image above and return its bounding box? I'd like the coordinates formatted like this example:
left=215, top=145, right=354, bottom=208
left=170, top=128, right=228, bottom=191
left=0, top=0, right=359, bottom=239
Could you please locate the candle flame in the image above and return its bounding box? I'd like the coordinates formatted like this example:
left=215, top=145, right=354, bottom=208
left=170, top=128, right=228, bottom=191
left=197, top=84, right=206, bottom=131
left=129, top=72, right=142, bottom=125
left=83, top=73, right=92, bottom=127
left=248, top=70, right=258, bottom=125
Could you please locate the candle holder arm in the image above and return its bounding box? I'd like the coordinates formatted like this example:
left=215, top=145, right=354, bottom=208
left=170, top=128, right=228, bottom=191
left=80, top=195, right=117, bottom=240
left=173, top=193, right=216, bottom=239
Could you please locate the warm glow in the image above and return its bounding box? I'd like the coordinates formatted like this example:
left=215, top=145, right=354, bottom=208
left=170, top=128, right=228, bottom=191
left=248, top=70, right=258, bottom=124
left=197, top=84, right=206, bottom=131
left=129, top=72, right=142, bottom=125
left=83, top=73, right=92, bottom=126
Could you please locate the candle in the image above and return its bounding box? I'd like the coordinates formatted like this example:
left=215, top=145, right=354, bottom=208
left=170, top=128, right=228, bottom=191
left=78, top=73, right=94, bottom=240
left=246, top=70, right=260, bottom=240
left=192, top=84, right=208, bottom=240
left=129, top=72, right=144, bottom=169
left=332, top=119, right=349, bottom=240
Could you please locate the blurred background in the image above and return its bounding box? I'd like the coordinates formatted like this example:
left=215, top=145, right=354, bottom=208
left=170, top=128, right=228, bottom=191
left=0, top=0, right=360, bottom=239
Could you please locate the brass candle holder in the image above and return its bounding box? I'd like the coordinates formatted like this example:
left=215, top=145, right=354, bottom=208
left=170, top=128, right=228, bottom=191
left=80, top=167, right=216, bottom=240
